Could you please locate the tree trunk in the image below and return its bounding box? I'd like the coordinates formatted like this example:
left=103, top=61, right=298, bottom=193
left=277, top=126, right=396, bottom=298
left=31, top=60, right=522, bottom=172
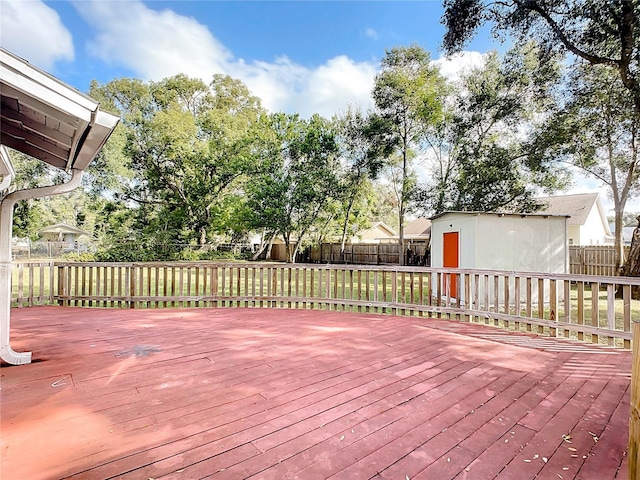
left=340, top=196, right=356, bottom=257
left=265, top=237, right=274, bottom=260
left=620, top=215, right=640, bottom=299
left=284, top=234, right=294, bottom=263
left=252, top=231, right=274, bottom=261
left=613, top=208, right=625, bottom=272
left=253, top=233, right=276, bottom=261
left=398, top=148, right=407, bottom=266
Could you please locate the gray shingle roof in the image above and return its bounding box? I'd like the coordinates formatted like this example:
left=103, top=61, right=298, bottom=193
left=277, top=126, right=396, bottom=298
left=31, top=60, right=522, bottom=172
left=404, top=217, right=431, bottom=236
left=536, top=193, right=599, bottom=226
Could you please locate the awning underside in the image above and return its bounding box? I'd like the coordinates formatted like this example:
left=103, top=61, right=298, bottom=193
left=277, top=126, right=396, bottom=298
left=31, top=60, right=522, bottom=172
left=0, top=48, right=119, bottom=173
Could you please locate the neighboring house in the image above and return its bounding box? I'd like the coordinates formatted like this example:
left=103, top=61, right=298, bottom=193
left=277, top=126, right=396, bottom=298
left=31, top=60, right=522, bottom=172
left=402, top=217, right=431, bottom=243
left=351, top=222, right=396, bottom=243
left=39, top=223, right=89, bottom=247
left=536, top=193, right=613, bottom=246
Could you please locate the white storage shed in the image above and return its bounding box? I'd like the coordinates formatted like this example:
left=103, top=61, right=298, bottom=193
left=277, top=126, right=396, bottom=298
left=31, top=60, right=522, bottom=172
left=430, top=212, right=569, bottom=302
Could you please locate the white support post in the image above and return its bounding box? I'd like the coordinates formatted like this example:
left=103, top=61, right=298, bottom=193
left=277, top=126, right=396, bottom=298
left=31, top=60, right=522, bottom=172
left=0, top=169, right=83, bottom=365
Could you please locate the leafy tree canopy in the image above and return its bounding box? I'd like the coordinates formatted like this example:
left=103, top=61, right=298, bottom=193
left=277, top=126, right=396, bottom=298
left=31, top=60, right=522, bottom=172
left=441, top=0, right=640, bottom=113
left=372, top=45, right=448, bottom=263
left=244, top=113, right=342, bottom=262
left=420, top=42, right=568, bottom=214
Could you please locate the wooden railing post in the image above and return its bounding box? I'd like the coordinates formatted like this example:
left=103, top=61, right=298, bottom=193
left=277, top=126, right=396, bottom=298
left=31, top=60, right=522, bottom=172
left=129, top=265, right=136, bottom=309
left=630, top=320, right=640, bottom=480
left=57, top=264, right=65, bottom=306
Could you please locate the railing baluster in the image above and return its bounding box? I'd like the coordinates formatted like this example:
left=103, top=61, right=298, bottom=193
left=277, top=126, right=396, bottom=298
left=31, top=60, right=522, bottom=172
left=591, top=282, right=599, bottom=344
left=18, top=261, right=635, bottom=348
left=577, top=281, right=585, bottom=341
left=625, top=285, right=632, bottom=349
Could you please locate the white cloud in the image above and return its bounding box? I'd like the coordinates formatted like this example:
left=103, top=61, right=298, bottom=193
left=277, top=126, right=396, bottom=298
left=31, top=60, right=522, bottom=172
left=0, top=0, right=74, bottom=70
left=290, top=56, right=377, bottom=118
left=231, top=56, right=308, bottom=114
left=433, top=51, right=485, bottom=82
left=73, top=0, right=376, bottom=118
left=1, top=1, right=486, bottom=122
left=364, top=28, right=379, bottom=40
left=75, top=1, right=232, bottom=80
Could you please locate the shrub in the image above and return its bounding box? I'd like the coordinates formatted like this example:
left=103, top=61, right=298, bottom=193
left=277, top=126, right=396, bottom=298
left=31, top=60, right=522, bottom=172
left=172, top=248, right=248, bottom=261
left=61, top=252, right=96, bottom=262
left=94, top=243, right=163, bottom=262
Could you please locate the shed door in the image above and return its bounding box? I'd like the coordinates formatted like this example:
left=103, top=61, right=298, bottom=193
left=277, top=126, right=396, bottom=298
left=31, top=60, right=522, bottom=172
left=443, top=232, right=459, bottom=298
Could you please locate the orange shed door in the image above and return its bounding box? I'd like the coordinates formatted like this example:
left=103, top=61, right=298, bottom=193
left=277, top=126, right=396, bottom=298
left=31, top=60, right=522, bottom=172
left=443, top=232, right=459, bottom=298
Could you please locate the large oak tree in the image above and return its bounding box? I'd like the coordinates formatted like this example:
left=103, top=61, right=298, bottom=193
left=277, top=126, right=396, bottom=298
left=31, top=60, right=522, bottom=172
left=421, top=43, right=567, bottom=214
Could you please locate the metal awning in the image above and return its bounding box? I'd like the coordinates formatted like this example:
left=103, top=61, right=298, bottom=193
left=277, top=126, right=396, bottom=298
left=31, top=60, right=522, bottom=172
left=0, top=47, right=119, bottom=172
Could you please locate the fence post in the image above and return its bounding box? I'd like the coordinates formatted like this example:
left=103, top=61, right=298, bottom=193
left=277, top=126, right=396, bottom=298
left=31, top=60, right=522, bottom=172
left=56, top=264, right=65, bottom=306
left=631, top=320, right=640, bottom=479
left=129, top=265, right=136, bottom=309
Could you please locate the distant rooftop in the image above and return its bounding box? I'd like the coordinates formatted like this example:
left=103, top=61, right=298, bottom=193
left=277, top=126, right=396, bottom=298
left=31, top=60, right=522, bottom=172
left=535, top=193, right=600, bottom=226
left=404, top=217, right=431, bottom=236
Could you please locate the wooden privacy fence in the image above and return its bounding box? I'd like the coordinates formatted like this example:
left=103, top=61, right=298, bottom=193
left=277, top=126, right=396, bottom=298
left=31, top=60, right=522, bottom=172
left=310, top=242, right=428, bottom=265
left=13, top=260, right=640, bottom=349
left=569, top=245, right=630, bottom=276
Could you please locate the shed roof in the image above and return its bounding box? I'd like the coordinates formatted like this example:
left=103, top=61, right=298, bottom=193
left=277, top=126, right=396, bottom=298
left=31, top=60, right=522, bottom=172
left=430, top=211, right=569, bottom=221
left=40, top=223, right=89, bottom=236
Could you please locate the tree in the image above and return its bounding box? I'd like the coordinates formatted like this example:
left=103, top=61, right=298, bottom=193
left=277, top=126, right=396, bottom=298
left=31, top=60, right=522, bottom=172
left=91, top=74, right=266, bottom=250
left=441, top=0, right=640, bottom=115
left=333, top=108, right=394, bottom=255
left=372, top=45, right=447, bottom=264
left=421, top=44, right=568, bottom=214
left=530, top=64, right=640, bottom=271
left=5, top=151, right=101, bottom=241
left=442, top=0, right=640, bottom=273
left=244, top=113, right=341, bottom=262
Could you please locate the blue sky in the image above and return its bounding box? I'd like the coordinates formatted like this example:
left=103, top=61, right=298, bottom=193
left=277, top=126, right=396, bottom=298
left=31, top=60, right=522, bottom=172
left=1, top=0, right=491, bottom=117
left=0, top=0, right=617, bottom=210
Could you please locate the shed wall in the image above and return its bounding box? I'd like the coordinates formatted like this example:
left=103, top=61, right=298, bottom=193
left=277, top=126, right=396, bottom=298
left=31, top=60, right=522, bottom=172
left=431, top=213, right=568, bottom=305
left=431, top=213, right=478, bottom=270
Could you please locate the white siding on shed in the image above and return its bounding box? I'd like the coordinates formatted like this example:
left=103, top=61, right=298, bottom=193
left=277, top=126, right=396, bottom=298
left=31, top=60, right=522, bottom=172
left=430, top=212, right=568, bottom=304
left=431, top=212, right=568, bottom=273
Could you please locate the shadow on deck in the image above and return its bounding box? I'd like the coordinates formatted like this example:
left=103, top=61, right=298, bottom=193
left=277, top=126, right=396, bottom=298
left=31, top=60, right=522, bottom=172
left=1, top=306, right=631, bottom=479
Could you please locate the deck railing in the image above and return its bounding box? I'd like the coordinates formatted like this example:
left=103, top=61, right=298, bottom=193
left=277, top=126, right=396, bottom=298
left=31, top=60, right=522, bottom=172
left=10, top=260, right=638, bottom=349
left=11, top=261, right=56, bottom=307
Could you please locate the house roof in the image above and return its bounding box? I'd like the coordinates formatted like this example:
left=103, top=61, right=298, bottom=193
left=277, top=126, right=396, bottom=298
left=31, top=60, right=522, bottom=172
left=404, top=217, right=431, bottom=237
left=536, top=193, right=600, bottom=227
left=610, top=224, right=635, bottom=244
left=363, top=222, right=396, bottom=237
left=1, top=47, right=119, bottom=172
left=40, top=223, right=89, bottom=236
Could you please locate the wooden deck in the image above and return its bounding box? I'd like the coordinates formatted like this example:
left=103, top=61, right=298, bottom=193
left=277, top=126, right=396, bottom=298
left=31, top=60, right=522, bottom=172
left=1, top=306, right=631, bottom=480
